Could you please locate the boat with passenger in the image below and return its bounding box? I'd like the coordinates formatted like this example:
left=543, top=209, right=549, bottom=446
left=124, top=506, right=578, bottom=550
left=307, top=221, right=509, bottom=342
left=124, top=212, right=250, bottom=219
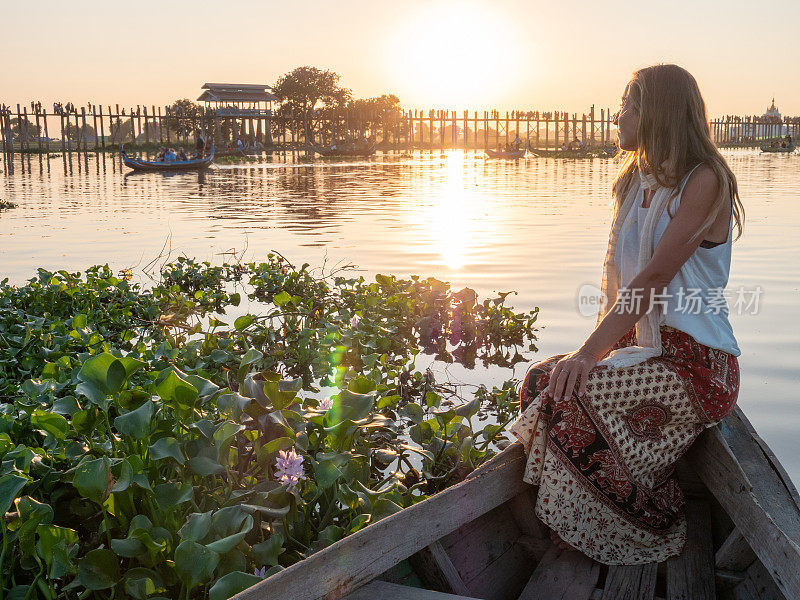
left=121, top=145, right=215, bottom=172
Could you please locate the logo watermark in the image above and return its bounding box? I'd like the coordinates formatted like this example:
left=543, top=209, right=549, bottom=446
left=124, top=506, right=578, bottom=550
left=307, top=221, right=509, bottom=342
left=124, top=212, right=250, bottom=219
left=576, top=284, right=763, bottom=317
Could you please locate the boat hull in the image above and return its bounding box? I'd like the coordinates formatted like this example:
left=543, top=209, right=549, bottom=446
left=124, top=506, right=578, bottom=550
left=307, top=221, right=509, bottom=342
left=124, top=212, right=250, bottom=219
left=236, top=406, right=800, bottom=600
left=485, top=148, right=526, bottom=158
left=760, top=145, right=795, bottom=153
left=307, top=143, right=377, bottom=157
left=122, top=146, right=214, bottom=171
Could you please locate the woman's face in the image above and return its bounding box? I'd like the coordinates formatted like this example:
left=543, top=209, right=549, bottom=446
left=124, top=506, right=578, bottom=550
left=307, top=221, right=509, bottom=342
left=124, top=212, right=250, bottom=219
left=613, top=82, right=639, bottom=151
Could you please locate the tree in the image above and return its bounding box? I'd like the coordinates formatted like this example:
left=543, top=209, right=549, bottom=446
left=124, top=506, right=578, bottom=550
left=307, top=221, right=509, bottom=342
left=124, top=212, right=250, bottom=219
left=273, top=66, right=352, bottom=143
left=167, top=98, right=205, bottom=137
left=345, top=94, right=402, bottom=141
left=65, top=123, right=96, bottom=143
left=10, top=118, right=40, bottom=142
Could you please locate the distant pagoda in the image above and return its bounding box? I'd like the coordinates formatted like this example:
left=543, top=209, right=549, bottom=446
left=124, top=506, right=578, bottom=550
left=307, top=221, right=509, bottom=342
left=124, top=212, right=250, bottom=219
left=763, top=98, right=782, bottom=121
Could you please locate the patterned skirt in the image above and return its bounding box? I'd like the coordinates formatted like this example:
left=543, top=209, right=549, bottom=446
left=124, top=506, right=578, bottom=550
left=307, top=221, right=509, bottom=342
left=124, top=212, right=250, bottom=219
left=507, top=324, right=740, bottom=565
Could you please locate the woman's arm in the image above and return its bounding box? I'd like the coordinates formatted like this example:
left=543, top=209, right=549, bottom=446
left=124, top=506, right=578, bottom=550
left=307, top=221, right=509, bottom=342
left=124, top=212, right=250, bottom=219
left=547, top=165, right=722, bottom=401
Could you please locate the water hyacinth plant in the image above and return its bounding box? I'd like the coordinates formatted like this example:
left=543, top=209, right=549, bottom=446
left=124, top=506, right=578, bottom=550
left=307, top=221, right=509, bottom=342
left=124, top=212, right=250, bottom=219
left=0, top=254, right=538, bottom=599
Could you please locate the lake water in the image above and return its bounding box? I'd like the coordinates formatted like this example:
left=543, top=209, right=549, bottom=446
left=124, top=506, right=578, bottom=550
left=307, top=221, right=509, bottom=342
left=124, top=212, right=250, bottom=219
left=1, top=149, right=799, bottom=484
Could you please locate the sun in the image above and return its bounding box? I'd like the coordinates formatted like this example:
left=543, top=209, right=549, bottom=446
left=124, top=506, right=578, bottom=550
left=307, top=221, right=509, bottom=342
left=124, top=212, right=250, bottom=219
left=386, top=2, right=527, bottom=108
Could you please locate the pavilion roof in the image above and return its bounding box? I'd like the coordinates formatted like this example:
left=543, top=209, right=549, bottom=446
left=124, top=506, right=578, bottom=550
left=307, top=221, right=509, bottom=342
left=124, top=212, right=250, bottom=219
left=198, top=83, right=278, bottom=103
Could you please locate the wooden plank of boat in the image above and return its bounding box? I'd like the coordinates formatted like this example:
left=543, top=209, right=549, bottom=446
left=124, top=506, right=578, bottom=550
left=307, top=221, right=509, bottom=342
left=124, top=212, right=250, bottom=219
left=407, top=541, right=472, bottom=596
left=342, top=580, right=482, bottom=600
left=729, top=557, right=788, bottom=600
left=665, top=499, right=715, bottom=599
left=231, top=444, right=529, bottom=600
left=686, top=407, right=800, bottom=599
left=516, top=545, right=600, bottom=600
left=600, top=563, right=657, bottom=600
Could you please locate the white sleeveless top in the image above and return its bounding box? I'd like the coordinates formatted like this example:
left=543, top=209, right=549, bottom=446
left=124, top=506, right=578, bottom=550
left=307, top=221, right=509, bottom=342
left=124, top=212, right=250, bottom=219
left=614, top=164, right=741, bottom=356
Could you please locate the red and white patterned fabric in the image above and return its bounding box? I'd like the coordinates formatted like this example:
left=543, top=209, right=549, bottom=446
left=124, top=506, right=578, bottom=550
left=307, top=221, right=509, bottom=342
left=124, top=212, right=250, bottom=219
left=507, top=324, right=739, bottom=564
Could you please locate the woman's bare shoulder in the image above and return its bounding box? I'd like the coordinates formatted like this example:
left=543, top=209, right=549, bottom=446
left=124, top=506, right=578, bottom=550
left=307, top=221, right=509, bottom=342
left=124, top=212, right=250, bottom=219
left=681, top=163, right=719, bottom=208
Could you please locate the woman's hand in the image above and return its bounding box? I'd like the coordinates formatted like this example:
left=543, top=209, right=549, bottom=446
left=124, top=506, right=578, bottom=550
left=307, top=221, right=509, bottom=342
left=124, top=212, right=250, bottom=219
left=546, top=348, right=601, bottom=402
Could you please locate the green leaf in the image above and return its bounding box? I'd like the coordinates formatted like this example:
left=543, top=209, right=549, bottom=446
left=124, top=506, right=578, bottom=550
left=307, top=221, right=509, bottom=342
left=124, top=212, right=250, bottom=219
left=73, top=457, right=111, bottom=504
left=217, top=392, right=251, bottom=420
left=77, top=352, right=131, bottom=396
left=327, top=389, right=374, bottom=424
left=188, top=456, right=225, bottom=476
left=75, top=381, right=108, bottom=410
left=124, top=568, right=162, bottom=600
left=179, top=510, right=213, bottom=542
left=347, top=376, right=377, bottom=394
left=77, top=549, right=120, bottom=590
left=206, top=514, right=253, bottom=553
left=370, top=497, right=404, bottom=522
left=113, top=400, right=154, bottom=439
left=110, top=536, right=145, bottom=558
left=262, top=376, right=300, bottom=410
left=314, top=459, right=343, bottom=489
left=250, top=533, right=284, bottom=566
left=272, top=291, right=292, bottom=306
left=234, top=315, right=254, bottom=331
left=174, top=540, right=219, bottom=589
left=0, top=474, right=28, bottom=513
left=213, top=421, right=244, bottom=448
left=209, top=571, right=263, bottom=600
left=149, top=437, right=185, bottom=464
left=239, top=348, right=263, bottom=367
left=154, top=482, right=193, bottom=510
left=155, top=370, right=198, bottom=412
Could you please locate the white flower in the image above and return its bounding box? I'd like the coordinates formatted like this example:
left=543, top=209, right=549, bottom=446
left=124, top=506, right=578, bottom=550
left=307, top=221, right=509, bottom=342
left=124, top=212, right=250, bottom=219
left=316, top=396, right=333, bottom=411
left=350, top=314, right=361, bottom=328
left=274, top=448, right=306, bottom=490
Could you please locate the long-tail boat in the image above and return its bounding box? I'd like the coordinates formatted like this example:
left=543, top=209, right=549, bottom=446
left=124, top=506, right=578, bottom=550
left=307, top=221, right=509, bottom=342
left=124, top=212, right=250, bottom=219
left=233, top=406, right=800, bottom=600
left=307, top=142, right=377, bottom=157
left=759, top=144, right=795, bottom=153
left=121, top=145, right=215, bottom=172
left=485, top=148, right=526, bottom=159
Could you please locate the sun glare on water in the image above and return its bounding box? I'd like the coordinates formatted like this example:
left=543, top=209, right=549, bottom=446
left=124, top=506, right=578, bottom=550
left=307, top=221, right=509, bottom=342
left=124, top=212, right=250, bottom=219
left=387, top=2, right=528, bottom=108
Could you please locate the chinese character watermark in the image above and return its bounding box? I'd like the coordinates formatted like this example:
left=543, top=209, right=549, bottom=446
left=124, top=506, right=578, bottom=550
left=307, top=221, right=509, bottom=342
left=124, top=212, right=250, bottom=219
left=576, top=284, right=763, bottom=317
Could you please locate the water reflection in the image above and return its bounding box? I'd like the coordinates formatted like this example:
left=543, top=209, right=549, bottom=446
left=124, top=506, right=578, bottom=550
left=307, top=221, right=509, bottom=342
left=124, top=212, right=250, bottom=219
left=1, top=148, right=799, bottom=484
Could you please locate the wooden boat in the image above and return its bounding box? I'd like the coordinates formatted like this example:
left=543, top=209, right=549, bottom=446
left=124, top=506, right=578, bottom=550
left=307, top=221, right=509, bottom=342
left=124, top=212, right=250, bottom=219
left=121, top=145, right=214, bottom=172
left=485, top=148, right=526, bottom=159
left=234, top=406, right=800, bottom=600
left=759, top=144, right=795, bottom=153
left=306, top=142, right=377, bottom=157
left=529, top=148, right=594, bottom=158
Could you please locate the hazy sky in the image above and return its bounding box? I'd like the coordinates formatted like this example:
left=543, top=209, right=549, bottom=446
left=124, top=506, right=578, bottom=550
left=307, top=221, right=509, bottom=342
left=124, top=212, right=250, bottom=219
left=2, top=0, right=798, bottom=116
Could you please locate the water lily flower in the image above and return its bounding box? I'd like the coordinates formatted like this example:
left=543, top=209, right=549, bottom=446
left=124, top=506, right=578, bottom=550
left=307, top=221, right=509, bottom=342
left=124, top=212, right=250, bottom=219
left=316, top=396, right=333, bottom=411
left=350, top=314, right=361, bottom=328
left=275, top=448, right=306, bottom=490
left=254, top=566, right=267, bottom=579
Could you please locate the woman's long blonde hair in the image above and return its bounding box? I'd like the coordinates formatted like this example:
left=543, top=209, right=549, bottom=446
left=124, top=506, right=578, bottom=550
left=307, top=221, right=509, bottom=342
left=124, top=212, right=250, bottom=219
left=612, top=64, right=744, bottom=244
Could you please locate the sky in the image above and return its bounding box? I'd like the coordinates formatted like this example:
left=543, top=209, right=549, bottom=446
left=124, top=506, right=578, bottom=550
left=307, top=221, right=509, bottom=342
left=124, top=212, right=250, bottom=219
left=2, top=0, right=798, bottom=117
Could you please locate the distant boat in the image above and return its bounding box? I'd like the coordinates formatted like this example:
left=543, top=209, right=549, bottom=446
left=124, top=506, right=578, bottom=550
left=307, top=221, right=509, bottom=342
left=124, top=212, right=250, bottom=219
left=307, top=142, right=377, bottom=157
left=485, top=148, right=526, bottom=159
left=760, top=144, right=795, bottom=153
left=121, top=145, right=214, bottom=172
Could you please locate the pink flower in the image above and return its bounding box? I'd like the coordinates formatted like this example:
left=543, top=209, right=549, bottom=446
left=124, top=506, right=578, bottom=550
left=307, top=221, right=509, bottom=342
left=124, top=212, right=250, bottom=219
left=350, top=314, right=361, bottom=328
left=316, top=396, right=333, bottom=411
left=275, top=448, right=306, bottom=490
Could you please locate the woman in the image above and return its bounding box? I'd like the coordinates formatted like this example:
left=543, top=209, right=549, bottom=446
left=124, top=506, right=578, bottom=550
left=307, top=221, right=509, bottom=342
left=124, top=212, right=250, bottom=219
left=508, top=64, right=745, bottom=565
